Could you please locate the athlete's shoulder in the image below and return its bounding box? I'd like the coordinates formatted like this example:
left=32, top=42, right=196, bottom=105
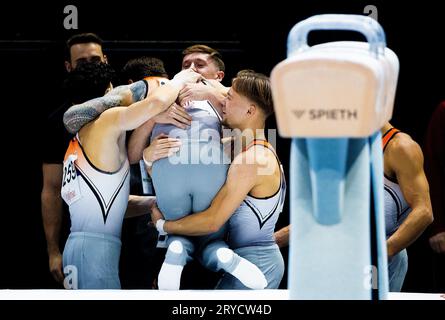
left=389, top=132, right=420, bottom=154
left=250, top=144, right=277, bottom=167
left=387, top=132, right=424, bottom=169
left=232, top=144, right=276, bottom=174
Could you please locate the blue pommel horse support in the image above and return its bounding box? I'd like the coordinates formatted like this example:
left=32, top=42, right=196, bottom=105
left=271, top=14, right=399, bottom=299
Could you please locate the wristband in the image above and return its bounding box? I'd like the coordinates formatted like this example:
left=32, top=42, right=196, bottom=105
left=142, top=153, right=153, bottom=168
left=156, top=219, right=167, bottom=234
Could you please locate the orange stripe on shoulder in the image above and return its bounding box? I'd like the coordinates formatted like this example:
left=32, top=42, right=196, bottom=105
left=143, top=76, right=158, bottom=81
left=243, top=139, right=272, bottom=153
left=64, top=138, right=80, bottom=161
left=382, top=128, right=400, bottom=150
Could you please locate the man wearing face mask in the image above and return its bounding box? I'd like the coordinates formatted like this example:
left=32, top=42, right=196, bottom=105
left=41, top=33, right=109, bottom=285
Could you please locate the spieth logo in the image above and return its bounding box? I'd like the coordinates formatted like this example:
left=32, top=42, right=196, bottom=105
left=292, top=110, right=306, bottom=119
left=292, top=109, right=358, bottom=120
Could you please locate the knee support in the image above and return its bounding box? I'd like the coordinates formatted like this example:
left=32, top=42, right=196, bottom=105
left=216, top=248, right=238, bottom=272
left=164, top=240, right=191, bottom=266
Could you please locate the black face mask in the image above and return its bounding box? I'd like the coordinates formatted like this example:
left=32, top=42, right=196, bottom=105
left=64, top=61, right=115, bottom=103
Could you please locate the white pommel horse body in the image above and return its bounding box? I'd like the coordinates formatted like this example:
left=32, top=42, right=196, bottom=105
left=271, top=14, right=399, bottom=299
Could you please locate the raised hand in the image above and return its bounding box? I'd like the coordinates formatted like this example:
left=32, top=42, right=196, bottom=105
left=170, top=68, right=202, bottom=90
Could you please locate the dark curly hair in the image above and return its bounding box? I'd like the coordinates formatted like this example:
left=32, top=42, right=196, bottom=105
left=64, top=61, right=115, bottom=104
left=122, top=56, right=168, bottom=82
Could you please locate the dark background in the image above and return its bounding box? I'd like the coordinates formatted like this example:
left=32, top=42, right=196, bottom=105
left=0, top=1, right=442, bottom=291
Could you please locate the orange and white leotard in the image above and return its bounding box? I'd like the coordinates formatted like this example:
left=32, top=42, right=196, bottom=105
left=61, top=134, right=130, bottom=238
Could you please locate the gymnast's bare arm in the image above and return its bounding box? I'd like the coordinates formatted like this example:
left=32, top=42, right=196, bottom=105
left=386, top=134, right=434, bottom=257
left=63, top=80, right=148, bottom=133
left=96, top=69, right=202, bottom=134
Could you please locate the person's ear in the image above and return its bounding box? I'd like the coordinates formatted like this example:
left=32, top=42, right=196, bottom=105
left=65, top=61, right=72, bottom=73
left=247, top=104, right=256, bottom=117
left=216, top=70, right=225, bottom=82
left=103, top=54, right=108, bottom=64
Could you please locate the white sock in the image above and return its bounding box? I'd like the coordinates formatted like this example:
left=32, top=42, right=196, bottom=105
left=157, top=263, right=184, bottom=290
left=217, top=248, right=268, bottom=289
left=157, top=241, right=185, bottom=290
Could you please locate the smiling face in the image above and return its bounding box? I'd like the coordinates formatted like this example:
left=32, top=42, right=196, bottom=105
left=182, top=52, right=223, bottom=81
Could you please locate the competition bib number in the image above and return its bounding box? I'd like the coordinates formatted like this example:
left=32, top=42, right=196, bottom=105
left=61, top=154, right=82, bottom=206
